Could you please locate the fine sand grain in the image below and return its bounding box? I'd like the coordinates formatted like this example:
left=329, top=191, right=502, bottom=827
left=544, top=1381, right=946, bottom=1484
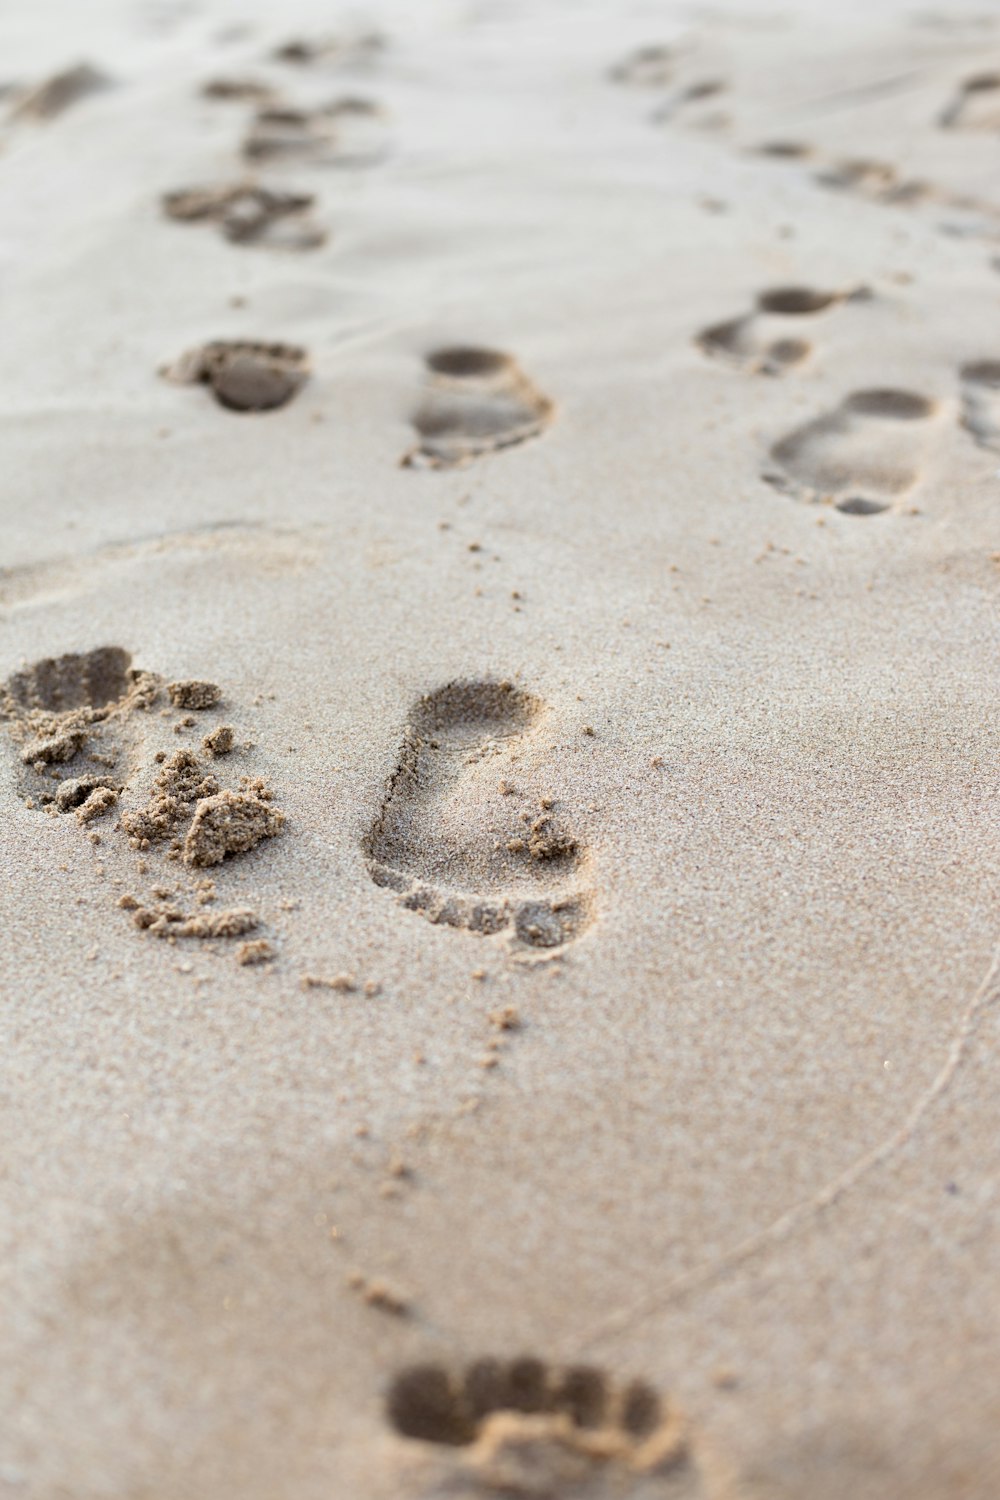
left=1, top=2, right=999, bottom=1498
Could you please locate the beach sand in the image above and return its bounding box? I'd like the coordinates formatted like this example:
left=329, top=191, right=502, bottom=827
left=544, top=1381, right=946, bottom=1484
left=1, top=1, right=999, bottom=1496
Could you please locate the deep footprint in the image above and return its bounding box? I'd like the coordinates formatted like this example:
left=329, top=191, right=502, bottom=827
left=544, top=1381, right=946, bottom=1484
left=387, top=1356, right=700, bottom=1497
left=162, top=182, right=325, bottom=249
left=959, top=361, right=1000, bottom=451
left=696, top=284, right=848, bottom=375
left=160, top=340, right=310, bottom=412
left=764, top=387, right=937, bottom=515
left=404, top=347, right=554, bottom=469
left=365, top=681, right=591, bottom=949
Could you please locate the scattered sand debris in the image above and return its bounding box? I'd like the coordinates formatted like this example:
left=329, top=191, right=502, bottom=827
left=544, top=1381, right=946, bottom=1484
left=183, top=786, right=285, bottom=866
left=22, top=729, right=86, bottom=766
left=347, top=1271, right=410, bottom=1316
left=168, top=680, right=222, bottom=711
left=77, top=786, right=118, bottom=824
left=121, top=749, right=220, bottom=847
left=236, top=938, right=276, bottom=965
left=524, top=815, right=577, bottom=861
left=202, top=724, right=235, bottom=756
left=54, top=775, right=114, bottom=812
left=133, top=905, right=259, bottom=939
left=301, top=972, right=357, bottom=992
left=489, top=1005, right=520, bottom=1031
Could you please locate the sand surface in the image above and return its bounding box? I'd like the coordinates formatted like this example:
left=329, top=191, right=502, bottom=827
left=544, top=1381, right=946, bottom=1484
left=1, top=1, right=999, bottom=1496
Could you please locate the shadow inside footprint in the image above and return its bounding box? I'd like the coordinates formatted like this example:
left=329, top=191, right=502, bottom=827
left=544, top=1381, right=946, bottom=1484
left=764, top=387, right=937, bottom=515
left=160, top=340, right=310, bottom=412
left=960, top=360, right=1000, bottom=451
left=403, top=347, right=555, bottom=469
left=365, top=681, right=591, bottom=949
left=387, top=1356, right=695, bottom=1496
left=697, top=284, right=845, bottom=375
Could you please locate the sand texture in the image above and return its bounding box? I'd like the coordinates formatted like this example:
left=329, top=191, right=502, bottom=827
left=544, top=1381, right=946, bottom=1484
left=1, top=1, right=999, bottom=1497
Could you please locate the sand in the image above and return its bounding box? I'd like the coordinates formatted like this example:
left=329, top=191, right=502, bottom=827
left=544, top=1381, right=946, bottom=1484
left=1, top=0, right=999, bottom=1496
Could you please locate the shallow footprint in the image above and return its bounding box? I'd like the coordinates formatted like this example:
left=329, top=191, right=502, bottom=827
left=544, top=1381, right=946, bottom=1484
left=403, top=348, right=554, bottom=469
left=161, top=181, right=325, bottom=250
left=160, top=340, right=310, bottom=412
left=764, top=388, right=938, bottom=515
left=242, top=98, right=387, bottom=167
left=696, top=285, right=850, bottom=376
left=608, top=44, right=675, bottom=88
left=365, top=681, right=591, bottom=950
left=939, top=72, right=1000, bottom=130
left=387, top=1355, right=704, bottom=1498
left=959, top=361, right=1000, bottom=450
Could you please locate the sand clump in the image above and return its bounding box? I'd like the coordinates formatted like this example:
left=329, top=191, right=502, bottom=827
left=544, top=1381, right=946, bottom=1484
left=2, top=647, right=284, bottom=952
left=183, top=785, right=285, bottom=867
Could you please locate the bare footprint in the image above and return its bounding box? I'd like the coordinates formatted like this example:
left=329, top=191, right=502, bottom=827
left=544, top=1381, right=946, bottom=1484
left=162, top=182, right=326, bottom=249
left=697, top=285, right=853, bottom=376
left=387, top=1356, right=706, bottom=1498
left=764, top=388, right=938, bottom=515
left=160, top=341, right=309, bottom=412
left=403, top=348, right=554, bottom=469
left=271, top=33, right=384, bottom=68
left=242, top=98, right=387, bottom=166
left=365, top=681, right=591, bottom=951
left=8, top=62, right=111, bottom=122
left=609, top=44, right=675, bottom=88
left=939, top=72, right=1000, bottom=130
left=1, top=647, right=284, bottom=948
left=814, top=156, right=933, bottom=207
left=959, top=361, right=1000, bottom=450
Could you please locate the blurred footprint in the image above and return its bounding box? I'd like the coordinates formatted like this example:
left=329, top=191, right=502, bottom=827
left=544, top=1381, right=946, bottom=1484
left=939, top=72, right=1000, bottom=130
left=242, top=98, right=388, bottom=167
left=162, top=181, right=326, bottom=249
left=404, top=347, right=554, bottom=469
left=960, top=361, right=1000, bottom=450
left=764, top=388, right=938, bottom=515
left=697, top=284, right=857, bottom=376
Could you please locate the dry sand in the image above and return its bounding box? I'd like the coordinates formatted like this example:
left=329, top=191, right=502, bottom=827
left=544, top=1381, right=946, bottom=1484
left=1, top=1, right=999, bottom=1496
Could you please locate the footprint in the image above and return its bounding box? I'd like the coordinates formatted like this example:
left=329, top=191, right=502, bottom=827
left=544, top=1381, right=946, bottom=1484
left=403, top=348, right=554, bottom=469
left=1, top=647, right=284, bottom=946
left=959, top=361, right=1000, bottom=450
left=764, top=388, right=938, bottom=515
left=608, top=44, right=675, bottom=88
left=651, top=78, right=729, bottom=131
left=8, top=62, right=111, bottom=122
left=242, top=98, right=387, bottom=166
left=387, top=1356, right=704, bottom=1497
left=365, top=681, right=591, bottom=950
left=271, top=32, right=385, bottom=68
left=696, top=285, right=850, bottom=376
left=160, top=340, right=309, bottom=412
left=939, top=72, right=1000, bottom=130
left=814, top=157, right=933, bottom=207
left=200, top=76, right=276, bottom=103
left=162, top=182, right=326, bottom=249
